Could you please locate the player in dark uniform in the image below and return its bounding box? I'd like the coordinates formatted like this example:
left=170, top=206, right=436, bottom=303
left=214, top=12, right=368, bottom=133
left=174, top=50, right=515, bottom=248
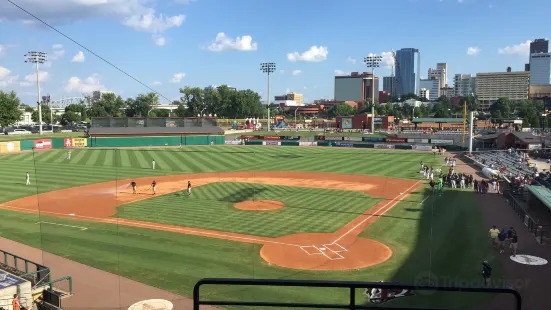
left=131, top=181, right=137, bottom=194
left=429, top=179, right=435, bottom=193
left=187, top=181, right=192, bottom=196
left=151, top=180, right=157, bottom=195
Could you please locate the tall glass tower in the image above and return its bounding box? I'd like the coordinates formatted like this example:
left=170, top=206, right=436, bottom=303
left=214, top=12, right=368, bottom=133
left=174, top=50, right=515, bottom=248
left=395, top=48, right=420, bottom=96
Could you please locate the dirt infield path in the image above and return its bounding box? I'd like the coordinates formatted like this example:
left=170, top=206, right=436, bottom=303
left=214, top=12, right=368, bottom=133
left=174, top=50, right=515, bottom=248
left=456, top=157, right=551, bottom=310
left=1, top=171, right=421, bottom=269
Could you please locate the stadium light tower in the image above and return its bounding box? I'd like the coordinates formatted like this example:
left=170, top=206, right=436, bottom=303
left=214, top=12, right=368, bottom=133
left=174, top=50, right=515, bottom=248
left=364, top=55, right=382, bottom=134
left=260, top=62, right=276, bottom=132
left=25, top=51, right=48, bottom=135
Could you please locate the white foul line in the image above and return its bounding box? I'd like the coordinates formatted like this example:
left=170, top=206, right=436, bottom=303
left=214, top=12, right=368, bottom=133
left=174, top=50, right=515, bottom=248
left=420, top=195, right=432, bottom=204
left=331, top=180, right=422, bottom=244
left=36, top=221, right=88, bottom=231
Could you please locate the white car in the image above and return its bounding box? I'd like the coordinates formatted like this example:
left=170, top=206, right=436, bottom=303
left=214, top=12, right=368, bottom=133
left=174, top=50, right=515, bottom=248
left=7, top=129, right=32, bottom=135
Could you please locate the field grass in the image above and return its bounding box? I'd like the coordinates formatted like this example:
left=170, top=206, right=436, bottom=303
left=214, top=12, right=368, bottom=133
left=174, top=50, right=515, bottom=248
left=117, top=183, right=381, bottom=237
left=0, top=146, right=499, bottom=308
left=0, top=132, right=84, bottom=141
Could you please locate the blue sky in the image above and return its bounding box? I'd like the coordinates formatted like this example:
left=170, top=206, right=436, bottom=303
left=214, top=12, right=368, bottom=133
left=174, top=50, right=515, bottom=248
left=0, top=0, right=549, bottom=105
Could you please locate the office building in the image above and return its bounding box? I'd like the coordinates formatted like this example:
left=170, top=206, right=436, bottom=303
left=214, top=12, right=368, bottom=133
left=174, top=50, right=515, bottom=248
left=419, top=78, right=440, bottom=101
left=383, top=76, right=395, bottom=94
left=334, top=72, right=379, bottom=102
left=395, top=48, right=420, bottom=96
left=428, top=63, right=448, bottom=88
left=453, top=74, right=476, bottom=97
left=419, top=88, right=430, bottom=101
left=440, top=86, right=454, bottom=99
left=274, top=92, right=303, bottom=106
left=524, top=38, right=548, bottom=72
left=530, top=85, right=551, bottom=106
left=529, top=53, right=551, bottom=85
left=475, top=69, right=530, bottom=109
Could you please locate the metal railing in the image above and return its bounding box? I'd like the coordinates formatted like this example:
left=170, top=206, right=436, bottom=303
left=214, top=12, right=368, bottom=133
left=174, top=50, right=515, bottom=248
left=36, top=276, right=73, bottom=296
left=193, top=278, right=522, bottom=310
left=505, top=190, right=551, bottom=244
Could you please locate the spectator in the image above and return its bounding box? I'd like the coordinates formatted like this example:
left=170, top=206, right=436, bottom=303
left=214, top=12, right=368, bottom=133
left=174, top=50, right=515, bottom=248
left=498, top=229, right=507, bottom=254
left=12, top=294, right=20, bottom=310
left=481, top=261, right=492, bottom=286
left=510, top=230, right=519, bottom=257
left=489, top=225, right=500, bottom=248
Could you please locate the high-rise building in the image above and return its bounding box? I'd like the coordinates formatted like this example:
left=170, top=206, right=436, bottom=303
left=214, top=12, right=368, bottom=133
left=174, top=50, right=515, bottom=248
left=440, top=86, right=454, bottom=99
left=395, top=48, right=420, bottom=96
left=475, top=69, right=530, bottom=109
left=334, top=72, right=379, bottom=102
left=531, top=38, right=549, bottom=54
left=529, top=53, right=551, bottom=85
left=428, top=63, right=448, bottom=88
left=383, top=76, right=395, bottom=95
left=419, top=78, right=440, bottom=101
left=419, top=88, right=430, bottom=101
left=453, top=74, right=476, bottom=97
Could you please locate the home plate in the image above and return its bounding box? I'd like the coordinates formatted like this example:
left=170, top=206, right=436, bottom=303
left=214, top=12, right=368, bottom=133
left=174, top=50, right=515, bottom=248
left=69, top=213, right=75, bottom=216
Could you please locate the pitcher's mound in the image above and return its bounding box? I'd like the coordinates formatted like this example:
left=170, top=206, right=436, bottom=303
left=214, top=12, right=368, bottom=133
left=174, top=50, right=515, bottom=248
left=234, top=200, right=284, bottom=211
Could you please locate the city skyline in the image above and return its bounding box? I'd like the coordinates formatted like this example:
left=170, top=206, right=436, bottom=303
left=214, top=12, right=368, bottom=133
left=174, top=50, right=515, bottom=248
left=0, top=0, right=550, bottom=105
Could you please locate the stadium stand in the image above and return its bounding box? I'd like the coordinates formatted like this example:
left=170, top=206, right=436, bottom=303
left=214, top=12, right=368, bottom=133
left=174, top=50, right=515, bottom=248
left=471, top=150, right=538, bottom=181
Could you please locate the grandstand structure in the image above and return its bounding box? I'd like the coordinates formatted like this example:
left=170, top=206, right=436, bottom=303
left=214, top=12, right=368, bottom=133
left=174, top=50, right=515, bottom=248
left=470, top=150, right=538, bottom=181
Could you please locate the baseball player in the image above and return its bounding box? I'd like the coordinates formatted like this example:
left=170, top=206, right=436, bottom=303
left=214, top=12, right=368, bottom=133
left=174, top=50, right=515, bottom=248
left=187, top=181, right=192, bottom=196
left=67, top=151, right=71, bottom=160
left=130, top=181, right=137, bottom=194
left=151, top=180, right=157, bottom=195
left=437, top=177, right=443, bottom=195
left=152, top=159, right=156, bottom=170
left=26, top=172, right=30, bottom=185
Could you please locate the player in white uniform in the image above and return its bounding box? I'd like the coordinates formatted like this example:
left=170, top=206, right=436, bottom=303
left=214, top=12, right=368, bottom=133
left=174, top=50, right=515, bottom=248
left=26, top=172, right=30, bottom=185
left=152, top=159, right=156, bottom=170
left=67, top=151, right=71, bottom=160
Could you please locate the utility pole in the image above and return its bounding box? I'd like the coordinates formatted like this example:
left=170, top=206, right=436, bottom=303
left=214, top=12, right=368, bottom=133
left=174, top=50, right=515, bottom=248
left=364, top=55, right=382, bottom=134
left=25, top=51, right=47, bottom=135
left=260, top=62, right=276, bottom=132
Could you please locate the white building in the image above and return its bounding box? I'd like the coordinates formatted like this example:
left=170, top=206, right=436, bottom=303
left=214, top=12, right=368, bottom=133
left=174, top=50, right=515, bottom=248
left=419, top=78, right=440, bottom=101
left=453, top=74, right=476, bottom=97
left=428, top=63, right=448, bottom=88
left=419, top=88, right=430, bottom=101
left=475, top=70, right=530, bottom=109
left=530, top=53, right=551, bottom=85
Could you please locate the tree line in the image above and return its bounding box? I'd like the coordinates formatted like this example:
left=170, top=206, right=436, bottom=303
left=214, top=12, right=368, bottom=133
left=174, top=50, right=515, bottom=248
left=0, top=85, right=266, bottom=127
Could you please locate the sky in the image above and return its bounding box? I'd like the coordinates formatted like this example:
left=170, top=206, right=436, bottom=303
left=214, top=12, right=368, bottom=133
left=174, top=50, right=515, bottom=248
left=0, top=0, right=550, bottom=105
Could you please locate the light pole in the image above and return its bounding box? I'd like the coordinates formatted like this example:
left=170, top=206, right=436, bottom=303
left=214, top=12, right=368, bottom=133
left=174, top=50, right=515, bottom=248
left=261, top=62, right=276, bottom=132
left=45, top=95, right=54, bottom=132
left=364, top=55, right=382, bottom=134
left=294, top=107, right=299, bottom=129
left=25, top=51, right=47, bottom=135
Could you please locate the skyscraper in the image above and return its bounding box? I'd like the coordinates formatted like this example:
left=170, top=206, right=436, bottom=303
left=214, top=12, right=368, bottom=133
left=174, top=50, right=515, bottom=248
left=395, top=48, right=420, bottom=96
left=383, top=76, right=395, bottom=94
left=428, top=63, right=448, bottom=88
left=531, top=38, right=549, bottom=54
left=530, top=53, right=551, bottom=85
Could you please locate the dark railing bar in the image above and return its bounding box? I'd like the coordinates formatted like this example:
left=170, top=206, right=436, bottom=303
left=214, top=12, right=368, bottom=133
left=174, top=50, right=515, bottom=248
left=198, top=300, right=451, bottom=310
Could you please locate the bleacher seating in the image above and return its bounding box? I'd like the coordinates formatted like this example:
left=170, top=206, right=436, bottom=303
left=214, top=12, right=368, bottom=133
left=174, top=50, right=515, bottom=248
left=471, top=151, right=538, bottom=180
left=400, top=129, right=468, bottom=135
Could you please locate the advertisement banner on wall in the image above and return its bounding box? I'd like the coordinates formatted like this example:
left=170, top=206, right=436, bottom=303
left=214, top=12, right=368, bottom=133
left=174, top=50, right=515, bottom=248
left=34, top=139, right=52, bottom=149
left=240, top=135, right=258, bottom=140
left=363, top=137, right=384, bottom=142
left=283, top=136, right=301, bottom=141
left=343, top=137, right=363, bottom=141
left=341, top=117, right=353, bottom=129
left=0, top=141, right=21, bottom=153
left=66, top=138, right=88, bottom=148
left=407, top=138, right=429, bottom=143
left=430, top=139, right=454, bottom=145
left=263, top=141, right=280, bottom=146
left=225, top=141, right=242, bottom=145
left=263, top=136, right=281, bottom=140
left=299, top=142, right=317, bottom=146
left=374, top=144, right=395, bottom=149
left=334, top=142, right=353, bottom=147
left=412, top=145, right=433, bottom=151
left=385, top=138, right=407, bottom=143
left=325, top=136, right=344, bottom=141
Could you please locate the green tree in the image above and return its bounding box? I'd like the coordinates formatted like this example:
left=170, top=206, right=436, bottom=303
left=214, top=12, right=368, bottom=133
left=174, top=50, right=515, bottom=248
left=65, top=103, right=88, bottom=121
left=329, top=104, right=355, bottom=117
left=59, top=111, right=81, bottom=125
left=125, top=93, right=159, bottom=117
left=31, top=104, right=57, bottom=124
left=149, top=109, right=170, bottom=117
left=87, top=93, right=126, bottom=117
left=179, top=86, right=205, bottom=116
left=0, top=91, right=23, bottom=127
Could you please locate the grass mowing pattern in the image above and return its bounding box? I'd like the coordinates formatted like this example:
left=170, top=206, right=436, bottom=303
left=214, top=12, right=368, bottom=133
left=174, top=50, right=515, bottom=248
left=117, top=183, right=381, bottom=237
left=0, top=146, right=497, bottom=308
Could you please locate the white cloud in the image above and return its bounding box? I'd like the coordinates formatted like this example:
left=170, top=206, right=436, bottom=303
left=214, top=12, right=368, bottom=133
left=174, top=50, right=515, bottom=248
left=292, top=70, right=302, bottom=76
left=334, top=70, right=346, bottom=76
left=72, top=51, right=85, bottom=62
left=65, top=74, right=104, bottom=93
left=207, top=32, right=258, bottom=52
left=498, top=40, right=531, bottom=56
left=151, top=81, right=162, bottom=86
left=170, top=72, right=185, bottom=83
left=0, top=66, right=19, bottom=88
left=153, top=36, right=166, bottom=46
left=0, top=1, right=185, bottom=37
left=345, top=56, right=356, bottom=64
left=287, top=46, right=328, bottom=62
left=52, top=44, right=63, bottom=49
left=23, top=71, right=49, bottom=84
left=466, top=46, right=480, bottom=56
left=0, top=45, right=5, bottom=57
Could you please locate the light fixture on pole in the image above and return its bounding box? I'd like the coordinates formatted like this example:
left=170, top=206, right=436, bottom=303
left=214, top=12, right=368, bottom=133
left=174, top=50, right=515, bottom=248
left=260, top=62, right=276, bottom=132
left=364, top=55, right=382, bottom=134
left=25, top=51, right=47, bottom=135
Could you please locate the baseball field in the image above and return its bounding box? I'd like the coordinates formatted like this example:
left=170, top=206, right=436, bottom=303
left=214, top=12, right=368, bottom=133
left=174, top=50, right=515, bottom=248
left=0, top=146, right=500, bottom=308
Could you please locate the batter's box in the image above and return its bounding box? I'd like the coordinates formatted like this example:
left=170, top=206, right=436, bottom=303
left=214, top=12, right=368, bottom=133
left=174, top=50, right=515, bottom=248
left=300, top=245, right=322, bottom=255
left=323, top=243, right=348, bottom=253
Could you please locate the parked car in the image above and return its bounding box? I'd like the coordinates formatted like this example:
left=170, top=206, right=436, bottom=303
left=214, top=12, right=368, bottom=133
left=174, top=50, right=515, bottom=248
left=7, top=129, right=32, bottom=135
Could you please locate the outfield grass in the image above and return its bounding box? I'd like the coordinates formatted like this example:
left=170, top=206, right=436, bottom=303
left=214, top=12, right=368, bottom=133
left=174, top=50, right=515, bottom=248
left=0, top=132, right=84, bottom=141
left=117, top=183, right=381, bottom=237
left=0, top=146, right=499, bottom=308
